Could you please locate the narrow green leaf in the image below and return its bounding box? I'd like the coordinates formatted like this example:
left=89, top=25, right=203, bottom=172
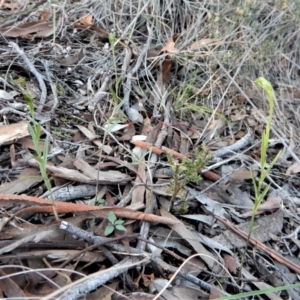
left=260, top=185, right=271, bottom=200
left=43, top=136, right=49, bottom=165
left=251, top=225, right=260, bottom=231
left=34, top=157, right=43, bottom=164
left=215, top=282, right=300, bottom=300
left=27, top=123, right=35, bottom=137
left=36, top=123, right=42, bottom=140
left=104, top=225, right=115, bottom=236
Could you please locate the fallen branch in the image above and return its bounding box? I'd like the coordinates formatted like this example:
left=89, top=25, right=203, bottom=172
left=0, top=194, right=178, bottom=226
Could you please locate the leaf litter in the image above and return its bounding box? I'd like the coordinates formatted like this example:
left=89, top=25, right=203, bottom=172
left=0, top=1, right=300, bottom=299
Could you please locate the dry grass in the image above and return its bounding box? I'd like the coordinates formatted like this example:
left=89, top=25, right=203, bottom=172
left=50, top=0, right=300, bottom=140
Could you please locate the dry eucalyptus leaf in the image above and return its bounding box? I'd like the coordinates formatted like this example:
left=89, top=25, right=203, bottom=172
left=223, top=253, right=238, bottom=274
left=230, top=167, right=257, bottom=180
left=81, top=14, right=93, bottom=26
left=286, top=162, right=300, bottom=176
left=57, top=48, right=86, bottom=66
left=189, top=38, right=221, bottom=50
left=0, top=121, right=29, bottom=145
left=160, top=37, right=179, bottom=54
left=125, top=106, right=143, bottom=123
left=74, top=158, right=132, bottom=184
left=0, top=90, right=14, bottom=100
left=241, top=196, right=282, bottom=217
left=0, top=20, right=55, bottom=38
left=0, top=168, right=41, bottom=194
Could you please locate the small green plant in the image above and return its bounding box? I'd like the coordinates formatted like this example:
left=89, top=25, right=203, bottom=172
left=250, top=77, right=281, bottom=222
left=215, top=281, right=300, bottom=300
left=24, top=93, right=58, bottom=221
left=168, top=147, right=212, bottom=213
left=240, top=77, right=281, bottom=274
left=175, top=197, right=189, bottom=215
left=104, top=211, right=126, bottom=236
left=11, top=76, right=27, bottom=89
left=96, top=198, right=105, bottom=205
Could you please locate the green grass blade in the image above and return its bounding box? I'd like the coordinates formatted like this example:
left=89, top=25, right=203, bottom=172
left=215, top=282, right=300, bottom=300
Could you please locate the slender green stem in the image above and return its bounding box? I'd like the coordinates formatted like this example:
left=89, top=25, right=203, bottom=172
left=240, top=77, right=280, bottom=277
left=24, top=93, right=59, bottom=221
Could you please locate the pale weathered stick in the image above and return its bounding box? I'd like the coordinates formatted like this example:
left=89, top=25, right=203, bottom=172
left=42, top=59, right=59, bottom=113
left=9, top=42, right=47, bottom=112
left=88, top=75, right=110, bottom=111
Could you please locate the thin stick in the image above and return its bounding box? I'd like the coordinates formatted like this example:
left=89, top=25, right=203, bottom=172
left=42, top=59, right=59, bottom=113
left=213, top=214, right=300, bottom=275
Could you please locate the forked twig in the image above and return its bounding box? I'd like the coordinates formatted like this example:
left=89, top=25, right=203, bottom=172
left=9, top=42, right=47, bottom=112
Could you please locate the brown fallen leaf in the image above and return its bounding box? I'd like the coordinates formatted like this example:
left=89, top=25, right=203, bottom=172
left=119, top=121, right=136, bottom=141
left=17, top=137, right=47, bottom=152
left=241, top=196, right=282, bottom=218
left=80, top=14, right=93, bottom=26
left=73, top=157, right=132, bottom=184
left=0, top=121, right=29, bottom=145
left=39, top=10, right=51, bottom=21
left=230, top=167, right=258, bottom=180
left=162, top=58, right=173, bottom=84
left=210, top=287, right=225, bottom=299
left=0, top=20, right=55, bottom=38
left=207, top=118, right=224, bottom=131
left=286, top=162, right=300, bottom=176
left=189, top=38, right=218, bottom=50
left=0, top=167, right=41, bottom=194
left=56, top=48, right=86, bottom=66
left=88, top=282, right=118, bottom=300
left=223, top=253, right=238, bottom=274
left=160, top=35, right=180, bottom=54
left=160, top=35, right=180, bottom=83
left=213, top=210, right=283, bottom=249
left=0, top=269, right=26, bottom=299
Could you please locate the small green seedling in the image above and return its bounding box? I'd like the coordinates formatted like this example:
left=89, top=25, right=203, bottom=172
left=24, top=92, right=58, bottom=221
left=96, top=198, right=105, bottom=205
left=104, top=211, right=126, bottom=236
left=168, top=147, right=212, bottom=213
